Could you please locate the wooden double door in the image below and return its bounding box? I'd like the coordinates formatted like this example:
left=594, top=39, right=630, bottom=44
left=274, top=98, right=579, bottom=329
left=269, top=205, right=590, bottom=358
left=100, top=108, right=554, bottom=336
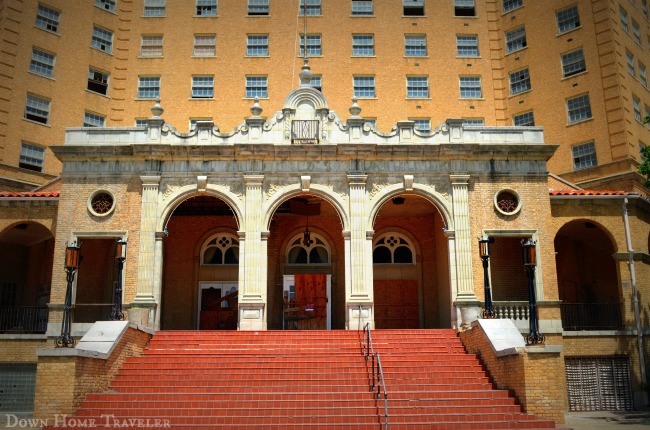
left=283, top=274, right=331, bottom=330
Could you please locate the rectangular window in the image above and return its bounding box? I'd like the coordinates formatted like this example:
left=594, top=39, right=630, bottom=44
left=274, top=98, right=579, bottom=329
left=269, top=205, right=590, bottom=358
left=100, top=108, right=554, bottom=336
left=509, top=67, right=531, bottom=95
left=352, top=34, right=374, bottom=56
left=572, top=141, right=597, bottom=169
left=640, top=62, right=647, bottom=87
left=463, top=118, right=484, bottom=126
left=643, top=0, right=648, bottom=18
left=646, top=105, right=650, bottom=129
left=299, top=0, right=321, bottom=15
left=92, top=26, right=113, bottom=53
left=633, top=20, right=641, bottom=44
left=513, top=111, right=535, bottom=126
left=309, top=75, right=322, bottom=92
left=84, top=111, right=105, bottom=127
left=191, top=76, right=214, bottom=98
left=627, top=51, right=635, bottom=77
left=404, top=0, right=424, bottom=16
left=144, top=0, right=165, bottom=16
left=633, top=95, right=642, bottom=122
left=245, top=76, right=268, bottom=98
left=138, top=76, right=160, bottom=98
left=405, top=35, right=427, bottom=57
left=406, top=76, right=429, bottom=98
left=24, top=94, right=50, bottom=124
left=459, top=76, right=482, bottom=99
left=454, top=0, right=475, bottom=17
left=247, top=35, right=269, bottom=56
left=561, top=49, right=586, bottom=77
left=567, top=94, right=592, bottom=123
left=19, top=142, right=45, bottom=171
left=95, top=0, right=116, bottom=12
left=457, top=35, right=479, bottom=57
left=557, top=5, right=580, bottom=34
left=503, top=0, right=522, bottom=13
left=36, top=4, right=60, bottom=33
left=197, top=0, right=217, bottom=16
left=620, top=7, right=629, bottom=33
left=353, top=76, right=376, bottom=98
left=505, top=26, right=527, bottom=53
left=87, top=68, right=109, bottom=95
left=136, top=119, right=148, bottom=127
left=30, top=48, right=55, bottom=78
left=412, top=119, right=431, bottom=132
left=193, top=34, right=216, bottom=57
left=299, top=34, right=322, bottom=56
left=141, top=35, right=163, bottom=57
left=248, top=0, right=268, bottom=16
left=352, top=0, right=373, bottom=16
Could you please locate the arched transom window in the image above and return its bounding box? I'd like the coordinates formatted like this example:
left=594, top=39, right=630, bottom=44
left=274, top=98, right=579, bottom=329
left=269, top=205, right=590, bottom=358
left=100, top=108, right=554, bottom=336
left=287, top=233, right=330, bottom=264
left=373, top=233, right=415, bottom=264
left=201, top=233, right=239, bottom=265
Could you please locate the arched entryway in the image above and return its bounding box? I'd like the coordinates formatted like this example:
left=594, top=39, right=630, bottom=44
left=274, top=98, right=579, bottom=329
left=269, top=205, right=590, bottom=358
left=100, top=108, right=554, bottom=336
left=372, top=194, right=450, bottom=329
left=161, top=195, right=239, bottom=330
left=554, top=220, right=621, bottom=330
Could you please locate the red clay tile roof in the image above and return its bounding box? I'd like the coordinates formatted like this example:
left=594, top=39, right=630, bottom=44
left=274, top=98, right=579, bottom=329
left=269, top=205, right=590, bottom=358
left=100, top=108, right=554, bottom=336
left=0, top=191, right=60, bottom=198
left=550, top=190, right=632, bottom=196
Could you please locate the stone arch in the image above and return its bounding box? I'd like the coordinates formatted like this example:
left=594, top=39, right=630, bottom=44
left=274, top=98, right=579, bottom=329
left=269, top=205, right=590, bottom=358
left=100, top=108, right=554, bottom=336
left=283, top=87, right=328, bottom=113
left=0, top=220, right=54, bottom=239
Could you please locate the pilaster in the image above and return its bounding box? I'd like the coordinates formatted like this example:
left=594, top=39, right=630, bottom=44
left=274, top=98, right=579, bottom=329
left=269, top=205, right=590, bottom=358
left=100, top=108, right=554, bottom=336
left=134, top=175, right=161, bottom=306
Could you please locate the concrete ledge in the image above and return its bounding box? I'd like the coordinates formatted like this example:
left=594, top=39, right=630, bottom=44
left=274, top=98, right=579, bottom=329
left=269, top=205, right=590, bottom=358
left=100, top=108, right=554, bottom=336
left=526, top=344, right=563, bottom=354
left=476, top=319, right=526, bottom=357
left=37, top=321, right=129, bottom=360
left=0, top=334, right=47, bottom=340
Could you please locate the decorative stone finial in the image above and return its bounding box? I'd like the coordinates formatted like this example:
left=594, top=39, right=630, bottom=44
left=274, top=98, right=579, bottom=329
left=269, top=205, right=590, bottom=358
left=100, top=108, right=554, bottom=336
left=349, top=97, right=362, bottom=117
left=151, top=97, right=164, bottom=118
left=250, top=97, right=263, bottom=117
left=299, top=58, right=313, bottom=86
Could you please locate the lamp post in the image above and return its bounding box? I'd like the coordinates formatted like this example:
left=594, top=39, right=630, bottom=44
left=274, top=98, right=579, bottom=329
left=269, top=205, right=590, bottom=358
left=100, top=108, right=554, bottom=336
left=522, top=238, right=544, bottom=345
left=478, top=235, right=495, bottom=318
left=56, top=241, right=80, bottom=348
left=111, top=238, right=127, bottom=321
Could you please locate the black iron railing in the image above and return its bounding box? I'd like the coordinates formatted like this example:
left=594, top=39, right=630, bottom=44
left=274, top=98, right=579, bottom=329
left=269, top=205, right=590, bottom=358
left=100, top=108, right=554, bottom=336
left=362, top=321, right=389, bottom=429
left=291, top=120, right=319, bottom=144
left=0, top=306, right=48, bottom=333
left=561, top=303, right=623, bottom=331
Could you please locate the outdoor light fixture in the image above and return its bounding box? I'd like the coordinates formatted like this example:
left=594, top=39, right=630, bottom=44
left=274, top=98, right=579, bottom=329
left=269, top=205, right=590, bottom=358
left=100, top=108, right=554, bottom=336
left=478, top=235, right=495, bottom=318
left=56, top=241, right=80, bottom=348
left=111, top=238, right=127, bottom=321
left=522, top=238, right=544, bottom=345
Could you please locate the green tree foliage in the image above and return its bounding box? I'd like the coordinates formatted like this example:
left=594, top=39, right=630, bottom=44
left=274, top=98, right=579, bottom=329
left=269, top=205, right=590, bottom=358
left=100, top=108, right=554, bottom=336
left=641, top=115, right=650, bottom=187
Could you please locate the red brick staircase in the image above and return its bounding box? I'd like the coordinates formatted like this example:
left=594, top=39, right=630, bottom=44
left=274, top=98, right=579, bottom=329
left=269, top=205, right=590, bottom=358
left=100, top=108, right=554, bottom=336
left=45, top=329, right=565, bottom=429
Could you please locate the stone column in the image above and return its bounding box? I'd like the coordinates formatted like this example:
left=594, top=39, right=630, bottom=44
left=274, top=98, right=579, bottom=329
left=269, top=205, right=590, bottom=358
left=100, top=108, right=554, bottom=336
left=450, top=174, right=480, bottom=326
left=131, top=175, right=161, bottom=326
left=239, top=175, right=266, bottom=330
left=152, top=231, right=165, bottom=331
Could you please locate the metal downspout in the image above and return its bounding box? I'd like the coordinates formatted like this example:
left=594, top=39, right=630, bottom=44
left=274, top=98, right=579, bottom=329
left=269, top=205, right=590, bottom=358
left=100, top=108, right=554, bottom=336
left=623, top=197, right=648, bottom=405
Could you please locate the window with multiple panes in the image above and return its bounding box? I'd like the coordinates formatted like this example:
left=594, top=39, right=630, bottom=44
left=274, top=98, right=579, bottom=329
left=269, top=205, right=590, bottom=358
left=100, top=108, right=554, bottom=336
left=136, top=119, right=148, bottom=127
left=509, top=68, right=531, bottom=94
left=633, top=95, right=642, bottom=122
left=30, top=48, right=55, bottom=78
left=191, top=76, right=214, bottom=98
left=457, top=35, right=479, bottom=57
left=620, top=7, right=629, bottom=33
left=353, top=76, right=376, bottom=98
left=352, top=0, right=373, bottom=15
left=646, top=105, right=650, bottom=128
left=247, top=35, right=269, bottom=56
left=404, top=0, right=424, bottom=16
left=299, top=34, right=322, bottom=56
left=352, top=34, right=374, bottom=56
left=248, top=0, right=269, bottom=15
left=141, top=35, right=163, bottom=57
left=92, top=26, right=113, bottom=53
left=561, top=49, right=586, bottom=77
left=24, top=94, right=50, bottom=124
left=644, top=0, right=648, bottom=18
left=412, top=119, right=431, bottom=132
left=503, top=0, right=522, bottom=13
left=144, top=0, right=165, bottom=16
left=406, top=76, right=429, bottom=98
left=567, top=94, right=592, bottom=123
left=245, top=76, right=268, bottom=98
left=84, top=111, right=105, bottom=127
left=95, top=0, right=116, bottom=12
left=572, top=141, right=597, bottom=169
left=640, top=62, right=647, bottom=87
left=454, top=0, right=475, bottom=16
left=633, top=20, right=641, bottom=44
left=513, top=111, right=535, bottom=126
left=556, top=5, right=580, bottom=34
left=196, top=0, right=217, bottom=16
left=193, top=34, right=216, bottom=56
left=459, top=76, right=482, bottom=98
left=505, top=27, right=527, bottom=53
left=87, top=68, right=109, bottom=95
left=405, top=35, right=426, bottom=56
left=627, top=51, right=635, bottom=76
left=137, top=76, right=160, bottom=98
left=299, top=0, right=321, bottom=15
left=19, top=142, right=45, bottom=171
left=309, top=75, right=322, bottom=92
left=36, top=4, right=60, bottom=33
left=463, top=118, right=484, bottom=125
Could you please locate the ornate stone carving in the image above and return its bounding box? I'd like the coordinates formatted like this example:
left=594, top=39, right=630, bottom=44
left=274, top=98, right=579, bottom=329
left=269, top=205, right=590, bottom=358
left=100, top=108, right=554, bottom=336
left=160, top=178, right=195, bottom=201
left=421, top=179, right=452, bottom=202
left=369, top=183, right=391, bottom=200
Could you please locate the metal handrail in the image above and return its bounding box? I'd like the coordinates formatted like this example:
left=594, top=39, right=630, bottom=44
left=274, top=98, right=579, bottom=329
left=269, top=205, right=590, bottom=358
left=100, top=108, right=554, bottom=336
left=362, top=321, right=389, bottom=429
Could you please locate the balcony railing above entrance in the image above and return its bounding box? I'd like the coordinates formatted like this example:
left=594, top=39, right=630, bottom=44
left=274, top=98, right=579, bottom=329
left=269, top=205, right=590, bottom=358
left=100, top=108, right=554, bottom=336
left=291, top=120, right=319, bottom=145
left=561, top=303, right=623, bottom=331
left=0, top=306, right=48, bottom=333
